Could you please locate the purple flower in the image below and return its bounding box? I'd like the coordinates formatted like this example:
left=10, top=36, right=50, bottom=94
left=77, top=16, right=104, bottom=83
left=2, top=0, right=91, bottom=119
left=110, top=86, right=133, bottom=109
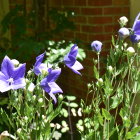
left=33, top=52, right=48, bottom=75
left=91, top=40, right=102, bottom=53
left=0, top=56, right=26, bottom=92
left=64, top=44, right=83, bottom=75
left=40, top=68, right=63, bottom=104
left=118, top=27, right=130, bottom=39
left=130, top=13, right=140, bottom=43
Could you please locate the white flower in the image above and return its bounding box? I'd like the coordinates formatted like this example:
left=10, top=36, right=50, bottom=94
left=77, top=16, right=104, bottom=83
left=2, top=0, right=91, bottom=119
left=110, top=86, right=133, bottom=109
left=119, top=16, right=128, bottom=26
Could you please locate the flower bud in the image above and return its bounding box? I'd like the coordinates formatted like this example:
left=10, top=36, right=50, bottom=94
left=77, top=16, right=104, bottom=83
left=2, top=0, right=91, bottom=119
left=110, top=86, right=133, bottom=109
left=28, top=83, right=35, bottom=92
left=38, top=98, right=43, bottom=105
left=108, top=66, right=113, bottom=73
left=17, top=128, right=22, bottom=134
left=32, top=95, right=36, bottom=101
left=137, top=42, right=140, bottom=48
left=24, top=116, right=28, bottom=121
left=126, top=47, right=135, bottom=55
left=98, top=78, right=103, bottom=84
left=11, top=59, right=19, bottom=66
left=118, top=27, right=130, bottom=39
left=58, top=94, right=64, bottom=101
left=119, top=16, right=128, bottom=26
left=91, top=40, right=102, bottom=53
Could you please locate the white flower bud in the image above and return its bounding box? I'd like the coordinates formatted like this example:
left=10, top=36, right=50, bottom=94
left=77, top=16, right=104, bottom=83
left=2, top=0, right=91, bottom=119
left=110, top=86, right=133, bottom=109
left=25, top=78, right=29, bottom=83
left=71, top=108, right=77, bottom=116
left=17, top=128, right=22, bottom=134
left=78, top=108, right=82, bottom=116
left=115, top=45, right=119, bottom=49
left=24, top=116, right=28, bottom=121
left=32, top=95, right=36, bottom=100
left=108, top=66, right=113, bottom=73
left=50, top=123, right=55, bottom=127
left=56, top=123, right=61, bottom=129
left=126, top=47, right=135, bottom=55
left=98, top=78, right=103, bottom=84
left=119, top=16, right=128, bottom=26
left=28, top=82, right=35, bottom=92
left=38, top=98, right=43, bottom=103
left=27, top=70, right=32, bottom=75
left=42, top=115, right=46, bottom=119
left=11, top=59, right=19, bottom=66
left=58, top=94, right=64, bottom=101
left=118, top=27, right=130, bottom=39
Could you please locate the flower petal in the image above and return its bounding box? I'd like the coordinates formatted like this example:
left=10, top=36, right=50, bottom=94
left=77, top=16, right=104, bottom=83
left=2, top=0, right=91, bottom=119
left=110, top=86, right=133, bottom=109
left=132, top=13, right=140, bottom=30
left=48, top=92, right=57, bottom=104
left=64, top=54, right=76, bottom=67
left=69, top=44, right=78, bottom=58
left=130, top=34, right=140, bottom=43
left=34, top=52, right=45, bottom=67
left=0, top=72, right=8, bottom=81
left=13, top=63, right=26, bottom=80
left=70, top=61, right=83, bottom=75
left=133, top=20, right=140, bottom=35
left=11, top=78, right=26, bottom=90
left=48, top=82, right=63, bottom=94
left=1, top=56, right=14, bottom=78
left=47, top=68, right=61, bottom=82
left=0, top=80, right=10, bottom=92
left=40, top=78, right=51, bottom=93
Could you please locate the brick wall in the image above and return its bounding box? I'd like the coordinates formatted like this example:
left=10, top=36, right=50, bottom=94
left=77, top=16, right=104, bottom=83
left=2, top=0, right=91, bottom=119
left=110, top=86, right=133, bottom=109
left=49, top=0, right=130, bottom=99
left=8, top=0, right=130, bottom=99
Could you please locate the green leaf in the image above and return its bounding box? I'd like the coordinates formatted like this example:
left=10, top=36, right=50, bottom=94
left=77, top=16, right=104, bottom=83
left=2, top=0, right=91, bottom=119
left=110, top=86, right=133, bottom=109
left=133, top=135, right=140, bottom=140
left=102, top=108, right=112, bottom=120
left=66, top=96, right=76, bottom=101
left=126, top=126, right=140, bottom=139
left=119, top=108, right=131, bottom=128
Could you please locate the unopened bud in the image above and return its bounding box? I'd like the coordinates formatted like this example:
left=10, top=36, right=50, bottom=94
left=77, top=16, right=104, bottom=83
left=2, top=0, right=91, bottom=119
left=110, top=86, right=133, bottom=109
left=108, top=66, right=113, bottom=73
left=28, top=83, right=35, bottom=92
left=119, top=16, right=128, bottom=26
left=11, top=59, right=19, bottom=66
left=17, top=128, right=22, bottom=134
left=126, top=47, right=135, bottom=55
left=118, top=27, right=130, bottom=39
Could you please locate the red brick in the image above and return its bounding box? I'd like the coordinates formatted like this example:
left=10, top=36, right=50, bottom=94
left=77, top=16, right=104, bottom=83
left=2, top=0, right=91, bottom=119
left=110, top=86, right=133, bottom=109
left=63, top=31, right=75, bottom=38
left=88, top=34, right=112, bottom=42
left=74, top=0, right=86, bottom=6
left=62, top=0, right=74, bottom=6
left=104, top=24, right=119, bottom=33
left=88, top=17, right=113, bottom=24
left=122, top=7, right=130, bottom=15
left=81, top=25, right=103, bottom=33
left=88, top=0, right=112, bottom=6
left=81, top=8, right=103, bottom=15
left=113, top=0, right=129, bottom=5
left=75, top=33, right=88, bottom=41
left=66, top=7, right=81, bottom=15
left=103, top=7, right=122, bottom=15
left=75, top=16, right=87, bottom=24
